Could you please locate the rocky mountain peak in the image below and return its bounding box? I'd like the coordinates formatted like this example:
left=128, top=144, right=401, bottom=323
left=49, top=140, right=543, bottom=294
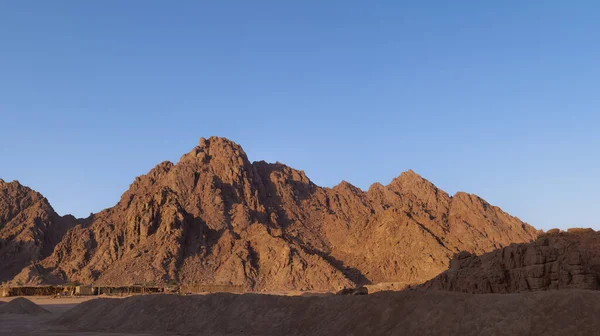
left=196, top=136, right=248, bottom=161
left=390, top=169, right=433, bottom=187
left=178, top=137, right=252, bottom=184
left=333, top=180, right=362, bottom=194
left=0, top=180, right=50, bottom=216
left=2, top=136, right=539, bottom=291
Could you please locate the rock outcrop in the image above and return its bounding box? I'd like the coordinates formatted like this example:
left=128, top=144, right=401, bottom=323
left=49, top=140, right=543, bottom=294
left=421, top=229, right=600, bottom=293
left=0, top=180, right=76, bottom=282
left=5, top=137, right=538, bottom=291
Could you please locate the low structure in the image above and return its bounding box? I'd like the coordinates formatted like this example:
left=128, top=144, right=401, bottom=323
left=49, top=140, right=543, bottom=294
left=75, top=285, right=94, bottom=295
left=93, top=286, right=165, bottom=296
left=180, top=284, right=245, bottom=294
left=0, top=285, right=165, bottom=297
left=1, top=286, right=71, bottom=297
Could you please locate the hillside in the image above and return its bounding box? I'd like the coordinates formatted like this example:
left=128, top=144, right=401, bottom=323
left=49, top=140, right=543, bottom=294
left=5, top=137, right=538, bottom=291
left=0, top=180, right=76, bottom=282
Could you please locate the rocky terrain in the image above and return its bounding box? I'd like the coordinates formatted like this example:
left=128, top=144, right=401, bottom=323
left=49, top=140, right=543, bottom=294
left=0, top=180, right=76, bottom=282
left=422, top=229, right=600, bottom=293
left=3, top=136, right=538, bottom=291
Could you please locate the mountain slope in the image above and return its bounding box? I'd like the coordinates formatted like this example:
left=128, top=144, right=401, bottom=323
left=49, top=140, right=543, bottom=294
left=0, top=179, right=76, bottom=282
left=7, top=137, right=538, bottom=291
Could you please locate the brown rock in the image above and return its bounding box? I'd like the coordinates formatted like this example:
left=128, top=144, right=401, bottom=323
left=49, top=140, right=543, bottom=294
left=4, top=137, right=538, bottom=291
left=422, top=229, right=600, bottom=293
left=0, top=180, right=77, bottom=282
left=336, top=286, right=368, bottom=295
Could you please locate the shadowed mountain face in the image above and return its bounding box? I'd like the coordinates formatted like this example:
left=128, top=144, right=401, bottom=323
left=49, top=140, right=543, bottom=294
left=421, top=229, right=600, bottom=293
left=0, top=180, right=76, bottom=282
left=4, top=137, right=538, bottom=291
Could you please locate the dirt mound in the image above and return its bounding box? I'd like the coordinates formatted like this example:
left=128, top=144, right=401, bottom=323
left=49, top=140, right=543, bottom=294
left=52, top=290, right=600, bottom=335
left=0, top=297, right=49, bottom=315
left=422, top=229, right=600, bottom=293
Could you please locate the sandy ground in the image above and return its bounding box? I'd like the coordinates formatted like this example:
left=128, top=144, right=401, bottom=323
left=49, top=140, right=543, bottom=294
left=40, top=290, right=600, bottom=335
left=0, top=296, right=154, bottom=336
left=3, top=290, right=600, bottom=335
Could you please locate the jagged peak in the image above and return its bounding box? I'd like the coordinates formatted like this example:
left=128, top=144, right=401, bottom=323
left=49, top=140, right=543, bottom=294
left=252, top=159, right=269, bottom=166
left=198, top=136, right=246, bottom=154
left=1, top=137, right=544, bottom=291
left=0, top=179, right=21, bottom=187
left=402, top=169, right=418, bottom=175
left=368, top=182, right=385, bottom=190
left=452, top=191, right=471, bottom=198
left=388, top=169, right=433, bottom=188
left=0, top=179, right=54, bottom=215
left=177, top=136, right=250, bottom=167
left=199, top=135, right=237, bottom=146
left=253, top=160, right=289, bottom=168
left=333, top=180, right=363, bottom=193
left=366, top=182, right=387, bottom=197
left=398, top=169, right=424, bottom=180
left=0, top=179, right=36, bottom=194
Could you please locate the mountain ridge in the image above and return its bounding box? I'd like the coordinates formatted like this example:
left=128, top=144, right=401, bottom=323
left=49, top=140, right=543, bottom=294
left=2, top=136, right=539, bottom=291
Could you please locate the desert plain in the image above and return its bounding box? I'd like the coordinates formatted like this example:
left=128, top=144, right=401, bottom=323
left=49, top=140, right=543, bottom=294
left=2, top=289, right=600, bottom=335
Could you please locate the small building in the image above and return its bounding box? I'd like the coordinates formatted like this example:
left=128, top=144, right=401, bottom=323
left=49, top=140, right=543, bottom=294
left=0, top=286, right=66, bottom=297
left=75, top=285, right=94, bottom=295
left=180, top=284, right=245, bottom=294
left=94, top=286, right=165, bottom=296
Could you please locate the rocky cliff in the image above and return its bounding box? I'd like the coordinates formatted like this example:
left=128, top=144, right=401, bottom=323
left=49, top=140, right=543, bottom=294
left=421, top=229, right=600, bottom=293
left=5, top=137, right=538, bottom=291
left=0, top=180, right=76, bottom=282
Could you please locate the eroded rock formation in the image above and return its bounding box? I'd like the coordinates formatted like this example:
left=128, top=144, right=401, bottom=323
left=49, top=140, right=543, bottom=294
left=4, top=137, right=538, bottom=291
left=422, top=229, right=600, bottom=293
left=0, top=180, right=76, bottom=282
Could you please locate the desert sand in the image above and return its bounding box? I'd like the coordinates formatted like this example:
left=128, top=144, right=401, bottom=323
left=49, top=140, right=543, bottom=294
left=0, top=296, right=148, bottom=336
left=0, top=289, right=598, bottom=335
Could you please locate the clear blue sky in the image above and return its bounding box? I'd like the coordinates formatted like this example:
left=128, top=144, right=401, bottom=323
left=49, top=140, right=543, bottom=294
left=1, top=1, right=598, bottom=230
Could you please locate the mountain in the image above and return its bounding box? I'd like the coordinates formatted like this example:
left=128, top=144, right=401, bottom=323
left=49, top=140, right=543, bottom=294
left=421, top=229, right=600, bottom=293
left=0, top=179, right=76, bottom=283
left=5, top=137, right=538, bottom=291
